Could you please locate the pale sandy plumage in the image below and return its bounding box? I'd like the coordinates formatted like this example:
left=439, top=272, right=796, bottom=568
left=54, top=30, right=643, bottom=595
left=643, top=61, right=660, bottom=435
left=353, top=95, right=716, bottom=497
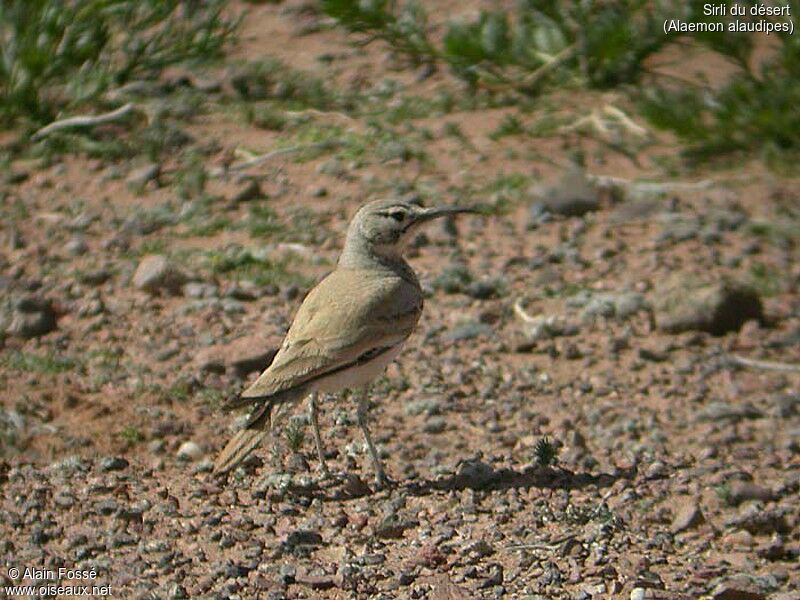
left=214, top=198, right=477, bottom=484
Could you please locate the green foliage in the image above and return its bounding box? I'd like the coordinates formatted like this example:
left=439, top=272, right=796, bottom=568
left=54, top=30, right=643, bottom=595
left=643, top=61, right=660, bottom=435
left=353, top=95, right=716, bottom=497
left=638, top=1, right=800, bottom=168
left=284, top=418, right=306, bottom=453
left=748, top=262, right=786, bottom=297
left=0, top=0, right=238, bottom=127
left=490, top=114, right=525, bottom=140
left=203, top=245, right=313, bottom=288
left=2, top=351, right=80, bottom=374
left=118, top=425, right=145, bottom=444
left=534, top=436, right=558, bottom=467
left=230, top=59, right=338, bottom=109
left=323, top=0, right=671, bottom=95
left=321, top=0, right=436, bottom=66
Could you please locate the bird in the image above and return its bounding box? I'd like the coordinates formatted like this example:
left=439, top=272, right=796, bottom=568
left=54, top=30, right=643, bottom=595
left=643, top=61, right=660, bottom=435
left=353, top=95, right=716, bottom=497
left=213, top=197, right=478, bottom=488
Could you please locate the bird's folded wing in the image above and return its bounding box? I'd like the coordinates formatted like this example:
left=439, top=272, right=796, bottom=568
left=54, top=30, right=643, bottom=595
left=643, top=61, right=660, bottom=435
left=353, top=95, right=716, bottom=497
left=240, top=271, right=422, bottom=399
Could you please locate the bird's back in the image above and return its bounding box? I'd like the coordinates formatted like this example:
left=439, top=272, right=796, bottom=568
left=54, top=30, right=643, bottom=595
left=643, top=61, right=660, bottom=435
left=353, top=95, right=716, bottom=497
left=240, top=267, right=423, bottom=400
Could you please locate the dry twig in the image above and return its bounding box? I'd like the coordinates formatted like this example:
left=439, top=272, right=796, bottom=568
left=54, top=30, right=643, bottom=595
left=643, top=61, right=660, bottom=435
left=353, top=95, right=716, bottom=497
left=31, top=103, right=137, bottom=140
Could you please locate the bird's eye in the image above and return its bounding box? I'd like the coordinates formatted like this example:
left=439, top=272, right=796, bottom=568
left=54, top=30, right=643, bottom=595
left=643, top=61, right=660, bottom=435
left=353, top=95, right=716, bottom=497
left=388, top=211, right=405, bottom=222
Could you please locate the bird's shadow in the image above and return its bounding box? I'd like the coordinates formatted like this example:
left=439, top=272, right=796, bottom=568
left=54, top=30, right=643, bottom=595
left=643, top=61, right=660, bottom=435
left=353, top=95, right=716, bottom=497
left=404, top=464, right=635, bottom=497
left=274, top=463, right=636, bottom=502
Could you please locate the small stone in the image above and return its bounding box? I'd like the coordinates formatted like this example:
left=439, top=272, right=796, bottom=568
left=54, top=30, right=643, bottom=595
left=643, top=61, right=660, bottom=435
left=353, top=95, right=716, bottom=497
left=671, top=500, right=704, bottom=533
left=375, top=513, right=415, bottom=539
left=231, top=179, right=265, bottom=203
left=423, top=416, right=447, bottom=434
left=341, top=474, right=371, bottom=498
left=183, top=282, right=219, bottom=299
left=630, top=589, right=646, bottom=600
left=295, top=575, right=335, bottom=590
left=533, top=169, right=600, bottom=217
left=697, top=402, right=762, bottom=423
left=444, top=322, right=494, bottom=342
left=99, top=457, right=129, bottom=472
left=5, top=295, right=57, bottom=338
left=645, top=461, right=667, bottom=479
left=195, top=335, right=279, bottom=377
left=710, top=582, right=766, bottom=600
left=65, top=236, right=89, bottom=256
left=285, top=530, right=323, bottom=548
left=132, top=255, right=187, bottom=295
left=721, top=529, right=755, bottom=547
left=176, top=441, right=203, bottom=462
left=126, top=163, right=160, bottom=188
left=404, top=398, right=441, bottom=416
left=654, top=274, right=763, bottom=335
left=727, top=481, right=774, bottom=505
left=452, top=460, right=498, bottom=490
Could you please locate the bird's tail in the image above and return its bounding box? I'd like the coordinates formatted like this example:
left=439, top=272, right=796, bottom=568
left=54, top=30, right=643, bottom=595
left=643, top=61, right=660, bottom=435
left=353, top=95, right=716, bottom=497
left=213, top=385, right=309, bottom=474
left=213, top=428, right=269, bottom=474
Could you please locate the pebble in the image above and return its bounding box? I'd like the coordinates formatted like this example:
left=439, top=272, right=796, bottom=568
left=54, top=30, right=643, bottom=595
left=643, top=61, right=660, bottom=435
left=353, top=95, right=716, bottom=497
left=132, top=255, right=187, bottom=295
left=176, top=441, right=204, bottom=462
left=654, top=275, right=763, bottom=335
left=99, top=456, right=129, bottom=472
left=5, top=295, right=58, bottom=338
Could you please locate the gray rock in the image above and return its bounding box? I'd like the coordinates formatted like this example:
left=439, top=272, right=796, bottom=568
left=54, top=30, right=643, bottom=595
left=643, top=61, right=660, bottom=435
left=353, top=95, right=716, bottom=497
left=697, top=402, right=762, bottom=423
left=725, top=504, right=788, bottom=534
left=533, top=169, right=600, bottom=217
left=423, top=416, right=447, bottom=434
left=285, top=529, right=323, bottom=548
left=654, top=274, right=763, bottom=335
left=451, top=460, right=499, bottom=489
left=445, top=322, right=493, bottom=342
left=183, top=282, right=219, bottom=299
left=231, top=179, right=265, bottom=203
left=772, top=393, right=800, bottom=418
left=404, top=398, right=441, bottom=416
left=671, top=501, right=704, bottom=533
left=65, top=236, right=89, bottom=256
left=132, top=255, right=187, bottom=295
left=727, top=481, right=774, bottom=505
left=5, top=295, right=57, bottom=338
left=99, top=457, right=129, bottom=472
left=375, top=513, right=417, bottom=539
left=126, top=163, right=160, bottom=188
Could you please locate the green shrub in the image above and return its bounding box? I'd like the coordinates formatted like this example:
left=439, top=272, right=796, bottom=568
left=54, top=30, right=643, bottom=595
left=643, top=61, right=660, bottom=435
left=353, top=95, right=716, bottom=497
left=0, top=0, right=238, bottom=127
left=638, top=3, right=800, bottom=168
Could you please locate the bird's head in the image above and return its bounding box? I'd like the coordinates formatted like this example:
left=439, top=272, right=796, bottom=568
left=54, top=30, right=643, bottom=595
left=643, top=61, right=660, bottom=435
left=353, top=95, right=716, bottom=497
left=343, top=198, right=478, bottom=260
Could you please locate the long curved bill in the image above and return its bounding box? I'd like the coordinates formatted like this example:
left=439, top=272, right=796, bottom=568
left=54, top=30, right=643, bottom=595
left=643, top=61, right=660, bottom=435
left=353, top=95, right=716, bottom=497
left=414, top=205, right=482, bottom=223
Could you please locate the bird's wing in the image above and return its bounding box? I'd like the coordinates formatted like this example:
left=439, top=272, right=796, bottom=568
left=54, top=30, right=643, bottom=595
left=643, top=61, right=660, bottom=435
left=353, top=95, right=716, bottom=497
left=240, top=269, right=422, bottom=399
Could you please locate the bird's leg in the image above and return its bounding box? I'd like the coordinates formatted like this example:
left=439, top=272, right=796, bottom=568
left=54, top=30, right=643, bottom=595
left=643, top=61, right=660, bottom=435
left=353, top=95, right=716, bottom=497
left=308, top=392, right=331, bottom=480
left=356, top=388, right=389, bottom=489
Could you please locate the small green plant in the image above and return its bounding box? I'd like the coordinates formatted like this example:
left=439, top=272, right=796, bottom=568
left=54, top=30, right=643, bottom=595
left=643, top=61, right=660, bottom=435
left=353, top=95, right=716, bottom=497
left=198, top=388, right=226, bottom=410
left=534, top=436, right=558, bottom=467
left=715, top=483, right=734, bottom=506
left=490, top=114, right=525, bottom=140
left=748, top=262, right=786, bottom=297
left=2, top=351, right=80, bottom=375
left=118, top=425, right=145, bottom=444
left=285, top=418, right=306, bottom=453
left=203, top=246, right=313, bottom=288
left=432, top=264, right=473, bottom=294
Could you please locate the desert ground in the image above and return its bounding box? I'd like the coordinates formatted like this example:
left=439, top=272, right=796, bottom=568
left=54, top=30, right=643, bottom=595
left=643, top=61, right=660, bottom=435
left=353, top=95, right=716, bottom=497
left=1, top=2, right=799, bottom=599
